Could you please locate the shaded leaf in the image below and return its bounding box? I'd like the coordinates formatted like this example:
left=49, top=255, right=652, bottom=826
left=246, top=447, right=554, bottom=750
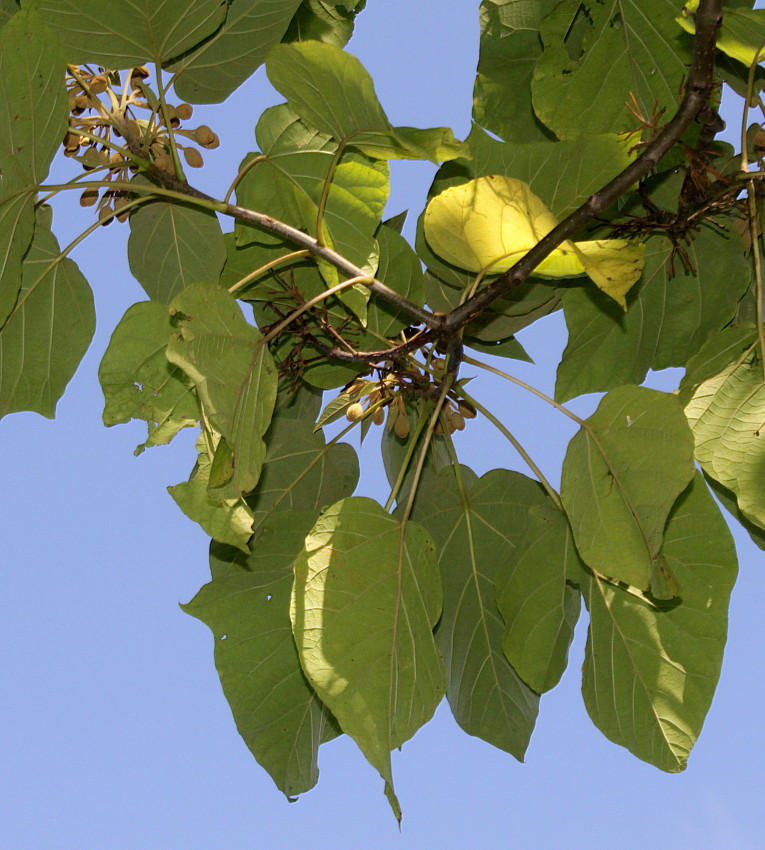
left=128, top=199, right=226, bottom=303
left=99, top=301, right=198, bottom=450
left=169, top=433, right=255, bottom=550
left=532, top=0, right=692, bottom=139
left=0, top=210, right=95, bottom=419
left=31, top=0, right=227, bottom=67
left=703, top=472, right=765, bottom=551
left=556, top=229, right=752, bottom=402
left=684, top=345, right=765, bottom=531
left=496, top=499, right=582, bottom=694
left=473, top=0, right=559, bottom=143
left=167, top=283, right=278, bottom=498
left=171, top=0, right=303, bottom=104
left=183, top=511, right=340, bottom=797
left=579, top=474, right=738, bottom=771
left=408, top=467, right=542, bottom=758
left=561, top=386, right=695, bottom=591
left=283, top=0, right=366, bottom=48
left=291, top=497, right=444, bottom=820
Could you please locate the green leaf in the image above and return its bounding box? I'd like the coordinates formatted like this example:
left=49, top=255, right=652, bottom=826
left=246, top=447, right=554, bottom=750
left=473, top=0, right=560, bottom=143
left=127, top=198, right=226, bottom=303
left=496, top=499, right=582, bottom=694
left=183, top=511, right=340, bottom=798
left=291, top=497, right=445, bottom=820
left=408, top=467, right=542, bottom=758
left=367, top=224, right=425, bottom=339
left=266, top=41, right=468, bottom=162
left=169, top=434, right=255, bottom=550
left=256, top=103, right=335, bottom=157
left=678, top=324, right=757, bottom=406
left=684, top=345, right=765, bottom=531
left=170, top=0, right=304, bottom=104
left=283, top=0, right=366, bottom=48
left=556, top=229, right=752, bottom=402
left=561, top=386, right=696, bottom=592
left=0, top=192, right=34, bottom=328
left=247, top=415, right=359, bottom=532
left=703, top=472, right=765, bottom=551
left=167, top=283, right=278, bottom=498
left=0, top=210, right=95, bottom=420
left=678, top=3, right=765, bottom=68
left=235, top=148, right=388, bottom=287
left=29, top=0, right=227, bottom=67
left=532, top=0, right=692, bottom=139
left=579, top=473, right=738, bottom=772
left=467, top=125, right=633, bottom=219
left=99, top=301, right=199, bottom=450
left=0, top=1, right=19, bottom=28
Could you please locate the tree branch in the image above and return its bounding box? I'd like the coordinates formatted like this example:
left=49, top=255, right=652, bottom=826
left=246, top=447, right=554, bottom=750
left=440, top=0, right=723, bottom=331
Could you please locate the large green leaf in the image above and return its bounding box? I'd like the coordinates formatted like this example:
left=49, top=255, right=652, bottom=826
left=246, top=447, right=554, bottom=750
left=127, top=199, right=226, bottom=303
left=291, top=497, right=444, bottom=820
left=171, top=0, right=304, bottom=104
left=677, top=324, right=757, bottom=405
left=166, top=282, right=278, bottom=498
left=29, top=0, right=227, bottom=66
left=579, top=474, right=738, bottom=771
left=169, top=433, right=255, bottom=550
left=556, top=228, right=751, bottom=402
left=473, top=0, right=560, bottom=143
left=0, top=7, right=67, bottom=325
left=0, top=210, right=95, bottom=419
left=495, top=499, right=582, bottom=694
left=561, top=386, right=695, bottom=593
left=99, top=301, right=198, bottom=450
left=247, top=415, right=359, bottom=532
left=531, top=0, right=692, bottom=139
left=266, top=41, right=467, bottom=162
left=684, top=345, right=765, bottom=531
left=408, top=467, right=542, bottom=758
left=183, top=511, right=340, bottom=798
left=283, top=0, right=366, bottom=48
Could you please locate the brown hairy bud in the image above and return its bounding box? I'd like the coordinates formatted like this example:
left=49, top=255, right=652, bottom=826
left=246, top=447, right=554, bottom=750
left=458, top=401, right=477, bottom=419
left=89, top=75, right=108, bottom=95
left=176, top=103, right=193, bottom=121
left=131, top=66, right=150, bottom=79
left=79, top=188, right=99, bottom=207
left=195, top=125, right=220, bottom=149
left=183, top=147, right=204, bottom=168
left=394, top=411, right=410, bottom=439
left=450, top=411, right=466, bottom=431
left=371, top=407, right=385, bottom=425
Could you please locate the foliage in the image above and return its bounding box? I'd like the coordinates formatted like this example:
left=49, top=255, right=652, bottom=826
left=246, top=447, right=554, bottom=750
left=1, top=0, right=764, bottom=822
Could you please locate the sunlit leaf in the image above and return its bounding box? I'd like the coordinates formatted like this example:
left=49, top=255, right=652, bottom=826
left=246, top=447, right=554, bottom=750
left=561, top=386, right=695, bottom=592
left=424, top=176, right=644, bottom=306
left=291, top=497, right=444, bottom=820
left=183, top=511, right=340, bottom=798
left=496, top=499, right=582, bottom=694
left=579, top=474, right=738, bottom=771
left=685, top=345, right=765, bottom=531
left=678, top=2, right=765, bottom=68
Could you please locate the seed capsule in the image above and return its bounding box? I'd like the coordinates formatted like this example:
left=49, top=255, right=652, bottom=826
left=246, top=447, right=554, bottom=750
left=394, top=411, right=410, bottom=439
left=371, top=407, right=385, bottom=425
left=184, top=147, right=204, bottom=168
left=346, top=403, right=364, bottom=422
left=79, top=188, right=99, bottom=207
left=195, top=125, right=220, bottom=149
left=176, top=103, right=193, bottom=120
left=450, top=411, right=466, bottom=431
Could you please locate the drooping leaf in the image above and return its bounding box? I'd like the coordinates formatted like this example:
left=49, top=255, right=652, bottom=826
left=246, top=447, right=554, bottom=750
left=283, top=0, right=366, bottom=48
left=408, top=467, right=542, bottom=758
left=266, top=40, right=468, bottom=162
left=171, top=0, right=304, bottom=104
left=183, top=511, right=340, bottom=798
left=495, top=498, right=582, bottom=694
left=556, top=228, right=752, bottom=402
left=561, top=386, right=696, bottom=592
left=579, top=473, right=738, bottom=772
left=424, top=176, right=645, bottom=306
left=473, top=0, right=559, bottom=143
left=127, top=198, right=226, bottom=303
left=29, top=0, right=227, bottom=67
left=169, top=433, right=255, bottom=550
left=99, top=301, right=199, bottom=450
left=291, top=497, right=445, bottom=820
left=247, top=415, right=359, bottom=532
left=684, top=345, right=765, bottom=531
left=0, top=6, right=67, bottom=324
left=531, top=0, right=692, bottom=139
left=166, top=282, right=278, bottom=498
left=0, top=210, right=95, bottom=420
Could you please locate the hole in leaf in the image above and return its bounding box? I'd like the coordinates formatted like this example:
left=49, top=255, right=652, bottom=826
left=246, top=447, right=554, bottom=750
left=219, top=634, right=227, bottom=641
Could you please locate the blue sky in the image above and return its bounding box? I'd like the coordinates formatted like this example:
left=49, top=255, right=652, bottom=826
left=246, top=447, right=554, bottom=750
left=2, top=2, right=765, bottom=847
